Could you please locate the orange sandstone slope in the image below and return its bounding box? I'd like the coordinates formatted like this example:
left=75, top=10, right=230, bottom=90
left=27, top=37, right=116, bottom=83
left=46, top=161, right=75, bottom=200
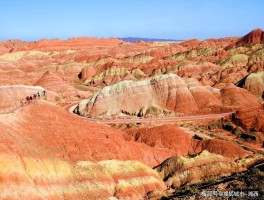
left=125, top=125, right=250, bottom=160
left=33, top=71, right=91, bottom=98
left=154, top=150, right=263, bottom=189
left=125, top=124, right=262, bottom=189
left=0, top=155, right=165, bottom=200
left=125, top=125, right=193, bottom=155
left=0, top=101, right=175, bottom=199
left=19, top=37, right=123, bottom=51
left=0, top=101, right=257, bottom=199
left=1, top=29, right=263, bottom=90
left=221, top=84, right=264, bottom=132
left=75, top=74, right=264, bottom=133
left=72, top=29, right=264, bottom=89
left=0, top=28, right=263, bottom=198
left=75, top=74, right=226, bottom=118
left=0, top=85, right=46, bottom=113
left=0, top=101, right=175, bottom=166
left=0, top=39, right=30, bottom=55
left=235, top=28, right=264, bottom=46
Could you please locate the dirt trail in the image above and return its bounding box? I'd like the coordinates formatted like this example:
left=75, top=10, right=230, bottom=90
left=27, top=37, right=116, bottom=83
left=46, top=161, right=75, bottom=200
left=64, top=101, right=234, bottom=124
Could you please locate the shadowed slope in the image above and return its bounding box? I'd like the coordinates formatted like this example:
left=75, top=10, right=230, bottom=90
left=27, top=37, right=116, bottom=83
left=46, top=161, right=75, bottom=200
left=34, top=71, right=91, bottom=98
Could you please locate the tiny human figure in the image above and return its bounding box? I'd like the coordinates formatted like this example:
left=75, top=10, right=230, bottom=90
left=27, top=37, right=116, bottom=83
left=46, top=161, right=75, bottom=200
left=26, top=96, right=30, bottom=104
left=30, top=96, right=33, bottom=102
left=43, top=90, right=47, bottom=99
left=33, top=94, right=37, bottom=100
left=37, top=91, right=40, bottom=99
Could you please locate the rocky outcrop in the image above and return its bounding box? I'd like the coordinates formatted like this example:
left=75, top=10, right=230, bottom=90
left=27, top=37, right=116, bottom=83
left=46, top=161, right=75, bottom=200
left=221, top=84, right=264, bottom=132
left=213, top=66, right=248, bottom=88
left=125, top=125, right=250, bottom=160
left=166, top=60, right=221, bottom=78
left=248, top=48, right=264, bottom=66
left=19, top=37, right=123, bottom=51
left=219, top=54, right=249, bottom=68
left=179, top=39, right=201, bottom=48
left=0, top=50, right=49, bottom=61
left=244, top=72, right=264, bottom=99
left=34, top=71, right=91, bottom=98
left=0, top=40, right=30, bottom=55
left=1, top=29, right=264, bottom=199
left=0, top=153, right=164, bottom=199
left=154, top=150, right=262, bottom=188
left=0, top=100, right=166, bottom=198
left=248, top=61, right=264, bottom=73
left=0, top=101, right=175, bottom=167
left=235, top=29, right=264, bottom=46
left=193, top=139, right=250, bottom=159
left=78, top=66, right=97, bottom=82
left=75, top=74, right=224, bottom=117
left=76, top=76, right=264, bottom=133
left=83, top=67, right=147, bottom=86
left=1, top=29, right=263, bottom=90
left=125, top=125, right=193, bottom=155
left=124, top=124, right=255, bottom=189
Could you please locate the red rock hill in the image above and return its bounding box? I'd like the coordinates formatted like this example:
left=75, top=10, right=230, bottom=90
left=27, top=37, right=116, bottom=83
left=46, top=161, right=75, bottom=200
left=236, top=28, right=264, bottom=45
left=19, top=37, right=123, bottom=51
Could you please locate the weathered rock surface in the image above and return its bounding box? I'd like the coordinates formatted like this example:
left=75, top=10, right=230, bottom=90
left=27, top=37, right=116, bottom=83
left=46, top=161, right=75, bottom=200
left=123, top=124, right=257, bottom=191
left=221, top=84, right=264, bottom=132
left=0, top=29, right=263, bottom=90
left=125, top=125, right=250, bottom=160
left=76, top=75, right=264, bottom=135
left=0, top=39, right=30, bottom=55
left=244, top=71, right=264, bottom=99
left=235, top=28, right=264, bottom=46
left=154, top=150, right=263, bottom=188
left=1, top=29, right=264, bottom=198
left=193, top=139, right=250, bottom=159
left=19, top=37, right=123, bottom=51
left=75, top=74, right=224, bottom=118
left=0, top=101, right=175, bottom=166
left=125, top=125, right=193, bottom=155
left=220, top=54, right=249, bottom=68
left=34, top=71, right=91, bottom=98
left=0, top=85, right=45, bottom=113
left=0, top=154, right=165, bottom=199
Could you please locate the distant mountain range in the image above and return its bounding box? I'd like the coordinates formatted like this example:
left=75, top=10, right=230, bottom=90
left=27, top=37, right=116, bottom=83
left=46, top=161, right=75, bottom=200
left=119, top=37, right=183, bottom=43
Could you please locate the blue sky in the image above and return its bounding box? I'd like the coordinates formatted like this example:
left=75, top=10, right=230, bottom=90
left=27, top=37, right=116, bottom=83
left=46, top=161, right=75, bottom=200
left=0, top=0, right=263, bottom=41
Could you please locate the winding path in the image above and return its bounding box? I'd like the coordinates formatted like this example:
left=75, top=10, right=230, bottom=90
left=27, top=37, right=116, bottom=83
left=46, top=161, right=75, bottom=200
left=64, top=102, right=234, bottom=124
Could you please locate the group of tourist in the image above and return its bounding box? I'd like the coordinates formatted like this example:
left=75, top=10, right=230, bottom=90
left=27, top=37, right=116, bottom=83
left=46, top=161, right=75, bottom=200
left=20, top=90, right=46, bottom=106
